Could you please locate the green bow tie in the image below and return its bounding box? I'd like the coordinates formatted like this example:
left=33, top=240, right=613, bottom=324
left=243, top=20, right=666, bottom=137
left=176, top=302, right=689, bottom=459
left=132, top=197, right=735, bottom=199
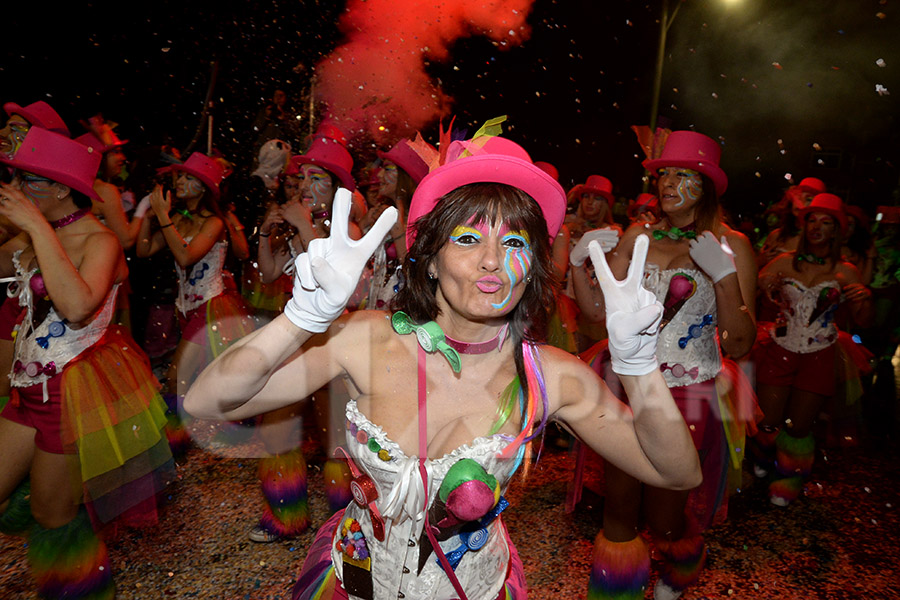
left=797, top=253, right=826, bottom=265
left=391, top=311, right=461, bottom=373
left=653, top=227, right=698, bottom=241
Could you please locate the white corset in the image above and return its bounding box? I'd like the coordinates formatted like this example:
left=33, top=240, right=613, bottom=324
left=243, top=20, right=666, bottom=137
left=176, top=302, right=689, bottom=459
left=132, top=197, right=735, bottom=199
left=645, top=265, right=721, bottom=386
left=333, top=400, right=519, bottom=600
left=175, top=240, right=227, bottom=315
left=6, top=251, right=119, bottom=393
left=766, top=278, right=840, bottom=353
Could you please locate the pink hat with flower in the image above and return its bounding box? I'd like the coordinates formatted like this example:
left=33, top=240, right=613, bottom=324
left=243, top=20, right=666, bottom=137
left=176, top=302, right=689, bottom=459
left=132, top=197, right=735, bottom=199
left=643, top=130, right=728, bottom=197
left=3, top=101, right=70, bottom=137
left=0, top=127, right=100, bottom=200
left=157, top=152, right=226, bottom=201
left=406, top=118, right=566, bottom=248
left=799, top=193, right=848, bottom=234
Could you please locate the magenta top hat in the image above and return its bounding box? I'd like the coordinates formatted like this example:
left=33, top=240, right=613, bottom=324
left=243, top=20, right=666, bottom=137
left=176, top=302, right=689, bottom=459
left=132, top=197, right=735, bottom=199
left=844, top=204, right=869, bottom=230
left=158, top=153, right=226, bottom=201
left=407, top=135, right=566, bottom=248
left=291, top=136, right=356, bottom=192
left=643, top=131, right=728, bottom=197
left=797, top=177, right=826, bottom=195
left=377, top=139, right=430, bottom=184
left=4, top=101, right=70, bottom=137
left=533, top=161, right=559, bottom=182
left=0, top=127, right=100, bottom=200
left=627, top=192, right=660, bottom=219
left=569, top=175, right=615, bottom=206
left=799, top=193, right=848, bottom=235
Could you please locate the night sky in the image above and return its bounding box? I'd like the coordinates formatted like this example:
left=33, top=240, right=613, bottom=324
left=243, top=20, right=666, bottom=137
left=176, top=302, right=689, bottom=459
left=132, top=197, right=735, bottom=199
left=5, top=0, right=899, bottom=225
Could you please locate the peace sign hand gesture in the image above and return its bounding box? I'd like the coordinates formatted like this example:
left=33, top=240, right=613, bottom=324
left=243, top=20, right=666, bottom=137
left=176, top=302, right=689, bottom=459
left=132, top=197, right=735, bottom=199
left=283, top=188, right=397, bottom=332
left=588, top=233, right=663, bottom=375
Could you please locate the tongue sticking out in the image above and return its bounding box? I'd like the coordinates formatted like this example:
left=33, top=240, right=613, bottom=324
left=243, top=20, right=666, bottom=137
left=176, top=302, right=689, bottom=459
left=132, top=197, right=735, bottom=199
left=660, top=273, right=697, bottom=329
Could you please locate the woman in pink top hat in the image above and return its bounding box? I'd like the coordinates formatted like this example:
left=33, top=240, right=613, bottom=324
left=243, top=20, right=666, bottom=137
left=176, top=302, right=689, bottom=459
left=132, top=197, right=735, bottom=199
left=184, top=120, right=700, bottom=600
left=752, top=193, right=873, bottom=506
left=577, top=130, right=760, bottom=600
left=757, top=176, right=827, bottom=268
left=0, top=127, right=172, bottom=599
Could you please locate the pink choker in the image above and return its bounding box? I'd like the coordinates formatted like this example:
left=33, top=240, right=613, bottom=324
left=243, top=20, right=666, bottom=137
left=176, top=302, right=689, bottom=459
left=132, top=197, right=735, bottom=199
left=50, top=208, right=90, bottom=229
left=444, top=324, right=509, bottom=355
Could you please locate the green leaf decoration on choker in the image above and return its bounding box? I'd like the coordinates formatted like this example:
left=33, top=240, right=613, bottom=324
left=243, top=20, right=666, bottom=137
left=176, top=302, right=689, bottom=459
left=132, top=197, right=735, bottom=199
left=391, top=311, right=461, bottom=373
left=652, top=226, right=698, bottom=241
left=797, top=253, right=826, bottom=265
left=178, top=208, right=193, bottom=220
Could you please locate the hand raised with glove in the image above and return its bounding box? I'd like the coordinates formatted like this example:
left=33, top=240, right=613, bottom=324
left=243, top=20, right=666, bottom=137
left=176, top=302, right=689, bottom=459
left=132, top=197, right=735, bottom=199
left=688, top=231, right=736, bottom=283
left=283, top=188, right=397, bottom=332
left=588, top=234, right=663, bottom=375
left=570, top=227, right=620, bottom=266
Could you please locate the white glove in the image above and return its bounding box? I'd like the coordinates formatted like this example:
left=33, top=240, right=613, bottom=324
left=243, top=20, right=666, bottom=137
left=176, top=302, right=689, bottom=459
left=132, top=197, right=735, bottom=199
left=134, top=194, right=152, bottom=218
left=589, top=234, right=663, bottom=376
left=688, top=231, right=736, bottom=283
left=283, top=188, right=397, bottom=332
left=570, top=228, right=620, bottom=266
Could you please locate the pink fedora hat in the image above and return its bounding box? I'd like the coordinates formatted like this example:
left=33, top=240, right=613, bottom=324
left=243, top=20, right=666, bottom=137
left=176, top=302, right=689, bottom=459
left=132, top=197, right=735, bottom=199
left=291, top=135, right=356, bottom=191
left=0, top=127, right=100, bottom=200
left=407, top=135, right=566, bottom=248
left=569, top=174, right=615, bottom=205
left=797, top=177, right=826, bottom=195
left=4, top=101, right=70, bottom=137
left=643, top=130, right=728, bottom=197
left=377, top=139, right=431, bottom=184
left=799, top=193, right=848, bottom=234
left=74, top=115, right=128, bottom=154
left=158, top=152, right=226, bottom=201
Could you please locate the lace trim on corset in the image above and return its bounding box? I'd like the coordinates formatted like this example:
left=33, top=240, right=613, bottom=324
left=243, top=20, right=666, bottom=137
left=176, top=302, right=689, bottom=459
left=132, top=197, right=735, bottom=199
left=175, top=239, right=227, bottom=314
left=645, top=264, right=721, bottom=385
left=768, top=278, right=840, bottom=354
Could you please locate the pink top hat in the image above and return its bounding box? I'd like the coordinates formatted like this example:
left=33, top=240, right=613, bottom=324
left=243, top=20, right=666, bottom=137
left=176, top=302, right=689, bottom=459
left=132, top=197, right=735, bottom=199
left=627, top=192, right=660, bottom=220
left=3, top=101, right=70, bottom=137
left=643, top=130, right=728, bottom=197
left=157, top=152, right=226, bottom=201
left=407, top=135, right=566, bottom=248
left=290, top=135, right=356, bottom=191
left=0, top=127, right=100, bottom=200
left=569, top=175, right=615, bottom=206
left=533, top=161, right=559, bottom=182
left=377, top=139, right=430, bottom=184
left=799, top=193, right=848, bottom=235
left=797, top=177, right=826, bottom=195
left=844, top=204, right=869, bottom=230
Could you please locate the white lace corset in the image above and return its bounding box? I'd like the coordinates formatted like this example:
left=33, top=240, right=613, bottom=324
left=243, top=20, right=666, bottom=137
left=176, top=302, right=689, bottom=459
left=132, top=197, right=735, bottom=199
left=645, top=265, right=721, bottom=386
left=175, top=240, right=227, bottom=315
left=6, top=251, right=119, bottom=391
left=766, top=278, right=840, bottom=353
left=334, top=400, right=518, bottom=600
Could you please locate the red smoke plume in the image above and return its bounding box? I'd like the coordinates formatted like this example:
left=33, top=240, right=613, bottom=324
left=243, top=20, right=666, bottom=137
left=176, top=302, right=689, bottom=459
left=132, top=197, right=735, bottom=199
left=314, top=0, right=536, bottom=146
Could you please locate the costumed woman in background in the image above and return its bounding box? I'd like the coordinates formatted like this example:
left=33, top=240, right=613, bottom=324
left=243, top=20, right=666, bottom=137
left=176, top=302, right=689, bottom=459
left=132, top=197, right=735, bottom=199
left=753, top=193, right=873, bottom=506
left=135, top=152, right=256, bottom=459
left=247, top=126, right=362, bottom=543
left=184, top=124, right=701, bottom=600
left=576, top=131, right=759, bottom=600
left=756, top=177, right=826, bottom=269
left=0, top=127, right=172, bottom=599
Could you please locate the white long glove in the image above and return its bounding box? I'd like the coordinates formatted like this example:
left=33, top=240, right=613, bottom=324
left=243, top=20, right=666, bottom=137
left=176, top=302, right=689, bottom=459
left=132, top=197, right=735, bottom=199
left=283, top=188, right=398, bottom=332
left=588, top=234, right=663, bottom=376
left=688, top=231, right=736, bottom=283
left=570, top=227, right=620, bottom=266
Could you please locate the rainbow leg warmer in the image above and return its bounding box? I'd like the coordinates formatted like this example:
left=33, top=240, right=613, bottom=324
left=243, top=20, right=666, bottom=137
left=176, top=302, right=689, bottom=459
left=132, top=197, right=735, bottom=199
left=749, top=424, right=780, bottom=477
left=653, top=532, right=706, bottom=593
left=0, top=478, right=35, bottom=537
left=587, top=531, right=650, bottom=600
left=27, top=508, right=115, bottom=599
left=258, top=447, right=310, bottom=537
left=769, top=432, right=815, bottom=505
left=162, top=393, right=192, bottom=460
left=323, top=458, right=353, bottom=514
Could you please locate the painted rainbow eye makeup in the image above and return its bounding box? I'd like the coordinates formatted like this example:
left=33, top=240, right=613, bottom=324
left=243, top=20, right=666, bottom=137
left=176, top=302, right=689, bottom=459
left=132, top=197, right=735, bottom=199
left=501, top=230, right=530, bottom=249
left=450, top=225, right=483, bottom=244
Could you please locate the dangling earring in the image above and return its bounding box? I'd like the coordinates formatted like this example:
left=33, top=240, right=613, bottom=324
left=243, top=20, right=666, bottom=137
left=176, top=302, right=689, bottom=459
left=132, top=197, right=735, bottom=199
left=427, top=271, right=437, bottom=280
left=526, top=275, right=533, bottom=283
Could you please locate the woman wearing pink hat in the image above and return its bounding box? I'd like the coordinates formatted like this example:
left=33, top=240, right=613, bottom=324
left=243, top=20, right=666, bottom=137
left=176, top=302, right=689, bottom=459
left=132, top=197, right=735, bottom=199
left=0, top=127, right=172, bottom=599
left=135, top=152, right=256, bottom=455
left=752, top=193, right=873, bottom=506
left=579, top=130, right=760, bottom=600
left=757, top=176, right=827, bottom=268
left=184, top=122, right=700, bottom=600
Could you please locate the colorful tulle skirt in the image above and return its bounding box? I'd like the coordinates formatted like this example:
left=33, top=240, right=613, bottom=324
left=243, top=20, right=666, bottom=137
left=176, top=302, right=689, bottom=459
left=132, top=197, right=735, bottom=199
left=179, top=291, right=259, bottom=363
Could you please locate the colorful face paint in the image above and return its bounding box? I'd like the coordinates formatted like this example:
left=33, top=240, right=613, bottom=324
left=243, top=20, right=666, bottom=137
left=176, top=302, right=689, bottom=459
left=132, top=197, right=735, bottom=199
left=0, top=118, right=29, bottom=156
left=18, top=172, right=53, bottom=206
left=659, top=168, right=702, bottom=208
left=301, top=165, right=334, bottom=213
left=449, top=224, right=483, bottom=245
left=492, top=228, right=533, bottom=310
left=176, top=173, right=204, bottom=199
